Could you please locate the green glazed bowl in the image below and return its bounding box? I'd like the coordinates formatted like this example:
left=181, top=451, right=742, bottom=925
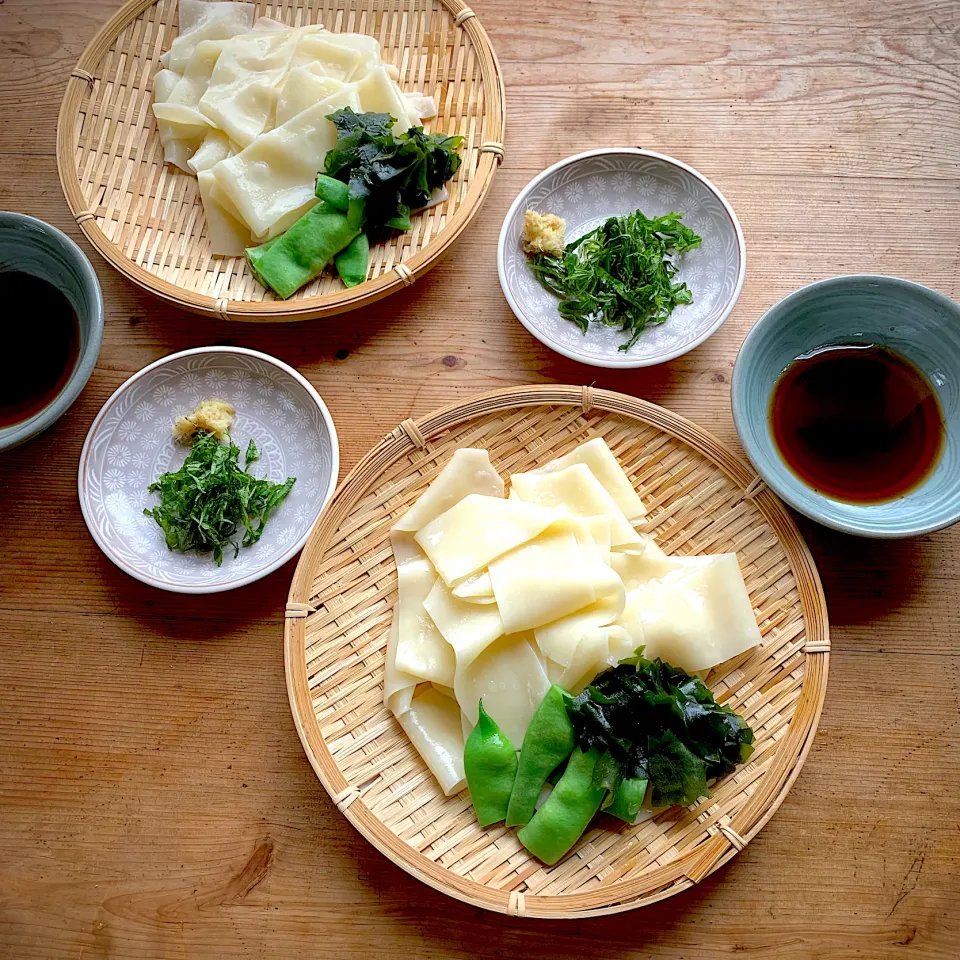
left=732, top=275, right=960, bottom=538
left=0, top=212, right=103, bottom=451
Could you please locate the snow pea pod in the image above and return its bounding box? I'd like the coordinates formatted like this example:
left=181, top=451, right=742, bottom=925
left=505, top=684, right=576, bottom=827
left=334, top=232, right=370, bottom=288
left=315, top=174, right=350, bottom=211
left=245, top=202, right=359, bottom=299
left=464, top=702, right=518, bottom=827
left=517, top=746, right=606, bottom=865
left=606, top=776, right=648, bottom=823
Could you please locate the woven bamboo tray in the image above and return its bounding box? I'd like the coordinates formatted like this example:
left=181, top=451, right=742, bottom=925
left=56, top=0, right=505, bottom=321
left=284, top=385, right=830, bottom=917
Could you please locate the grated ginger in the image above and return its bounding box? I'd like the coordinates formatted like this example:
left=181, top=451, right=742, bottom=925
left=522, top=209, right=567, bottom=258
left=172, top=398, right=236, bottom=443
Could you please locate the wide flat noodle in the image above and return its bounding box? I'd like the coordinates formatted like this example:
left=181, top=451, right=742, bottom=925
left=405, top=93, right=437, bottom=120
left=534, top=558, right=626, bottom=666
left=548, top=625, right=635, bottom=694
left=188, top=129, right=235, bottom=173
left=397, top=686, right=465, bottom=796
left=163, top=39, right=227, bottom=111
left=415, top=495, right=556, bottom=586
left=198, top=26, right=314, bottom=147
left=611, top=548, right=695, bottom=592
left=394, top=448, right=504, bottom=534
left=383, top=614, right=416, bottom=717
left=160, top=1, right=255, bottom=73
left=422, top=578, right=504, bottom=668
left=290, top=32, right=381, bottom=81
left=510, top=463, right=641, bottom=547
left=251, top=16, right=290, bottom=33
left=454, top=632, right=550, bottom=747
left=153, top=106, right=212, bottom=170
left=212, top=85, right=360, bottom=238
left=616, top=554, right=761, bottom=672
left=154, top=69, right=181, bottom=102
left=392, top=533, right=456, bottom=686
left=178, top=0, right=253, bottom=35
left=583, top=515, right=612, bottom=564
left=356, top=65, right=418, bottom=132
left=275, top=67, right=349, bottom=126
left=531, top=437, right=646, bottom=520
left=450, top=570, right=495, bottom=604
left=197, top=170, right=250, bottom=256
left=488, top=521, right=602, bottom=634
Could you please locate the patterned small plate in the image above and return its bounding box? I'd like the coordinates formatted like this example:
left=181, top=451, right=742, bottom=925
left=79, top=347, right=339, bottom=594
left=497, top=148, right=746, bottom=368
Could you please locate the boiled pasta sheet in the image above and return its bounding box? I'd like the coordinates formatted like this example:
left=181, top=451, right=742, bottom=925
left=391, top=531, right=455, bottom=687
left=510, top=463, right=642, bottom=548
left=414, top=495, right=556, bottom=585
left=454, top=632, right=550, bottom=748
left=386, top=437, right=762, bottom=796
left=529, top=436, right=646, bottom=521
left=487, top=519, right=607, bottom=634
left=153, top=0, right=439, bottom=254
left=382, top=614, right=416, bottom=717
left=615, top=554, right=762, bottom=673
left=396, top=686, right=465, bottom=796
left=393, top=448, right=504, bottom=534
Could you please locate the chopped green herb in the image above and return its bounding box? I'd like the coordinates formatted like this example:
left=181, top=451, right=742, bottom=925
left=144, top=430, right=296, bottom=566
left=322, top=107, right=462, bottom=237
left=529, top=209, right=702, bottom=351
left=565, top=648, right=755, bottom=808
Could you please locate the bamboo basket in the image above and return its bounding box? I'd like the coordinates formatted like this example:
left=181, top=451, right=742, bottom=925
left=56, top=0, right=505, bottom=321
left=284, top=385, right=830, bottom=917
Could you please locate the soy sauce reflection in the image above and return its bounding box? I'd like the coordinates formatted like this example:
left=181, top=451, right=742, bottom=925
left=770, top=343, right=944, bottom=504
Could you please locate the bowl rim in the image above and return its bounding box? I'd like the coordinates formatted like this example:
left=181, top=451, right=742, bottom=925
left=0, top=211, right=104, bottom=451
left=77, top=345, right=340, bottom=593
left=732, top=273, right=960, bottom=538
left=496, top=146, right=747, bottom=369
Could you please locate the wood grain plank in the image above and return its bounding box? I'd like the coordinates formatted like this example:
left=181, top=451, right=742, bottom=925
left=1, top=610, right=957, bottom=957
left=0, top=0, right=958, bottom=954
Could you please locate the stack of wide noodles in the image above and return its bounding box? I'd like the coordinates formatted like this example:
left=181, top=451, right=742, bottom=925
left=152, top=0, right=436, bottom=255
left=385, top=439, right=763, bottom=796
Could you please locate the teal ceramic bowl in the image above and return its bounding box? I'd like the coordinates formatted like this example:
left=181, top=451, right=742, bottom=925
left=0, top=212, right=103, bottom=451
left=732, top=275, right=960, bottom=538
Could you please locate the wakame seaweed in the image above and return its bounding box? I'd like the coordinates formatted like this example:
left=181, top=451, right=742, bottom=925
left=565, top=649, right=755, bottom=807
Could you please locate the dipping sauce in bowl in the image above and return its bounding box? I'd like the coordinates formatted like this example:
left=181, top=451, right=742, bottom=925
left=0, top=270, right=80, bottom=428
left=770, top=343, right=944, bottom=504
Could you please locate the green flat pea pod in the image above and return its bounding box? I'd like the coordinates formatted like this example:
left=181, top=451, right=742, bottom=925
left=245, top=202, right=359, bottom=300
left=505, top=684, right=575, bottom=827
left=244, top=231, right=283, bottom=275
left=464, top=702, right=518, bottom=827
left=334, top=233, right=369, bottom=288
left=383, top=206, right=411, bottom=232
left=315, top=174, right=350, bottom=211
left=606, top=777, right=648, bottom=823
left=517, top=747, right=606, bottom=865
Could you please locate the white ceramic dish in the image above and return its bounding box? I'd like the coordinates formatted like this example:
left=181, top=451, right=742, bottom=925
left=497, top=148, right=746, bottom=368
left=79, top=347, right=338, bottom=593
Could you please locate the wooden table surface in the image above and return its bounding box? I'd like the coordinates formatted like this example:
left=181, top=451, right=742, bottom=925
left=2, top=0, right=959, bottom=956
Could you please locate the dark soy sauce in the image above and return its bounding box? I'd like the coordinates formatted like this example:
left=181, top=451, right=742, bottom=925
left=770, top=343, right=944, bottom=504
left=0, top=271, right=81, bottom=428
